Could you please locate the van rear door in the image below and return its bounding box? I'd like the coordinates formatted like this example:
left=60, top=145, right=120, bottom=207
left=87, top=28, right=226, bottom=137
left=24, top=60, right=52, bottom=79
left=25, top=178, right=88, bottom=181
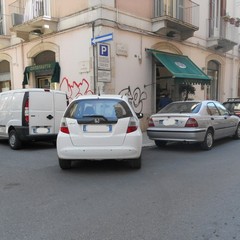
left=28, top=90, right=67, bottom=135
left=53, top=92, right=68, bottom=133
left=28, top=90, right=55, bottom=135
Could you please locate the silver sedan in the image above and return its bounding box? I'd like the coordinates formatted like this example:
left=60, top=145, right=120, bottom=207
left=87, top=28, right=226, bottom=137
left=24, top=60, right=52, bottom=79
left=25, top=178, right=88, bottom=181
left=147, top=100, right=240, bottom=150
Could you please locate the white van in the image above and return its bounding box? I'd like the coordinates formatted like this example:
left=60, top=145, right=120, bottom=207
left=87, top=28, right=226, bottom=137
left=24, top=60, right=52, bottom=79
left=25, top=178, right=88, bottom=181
left=0, top=88, right=68, bottom=149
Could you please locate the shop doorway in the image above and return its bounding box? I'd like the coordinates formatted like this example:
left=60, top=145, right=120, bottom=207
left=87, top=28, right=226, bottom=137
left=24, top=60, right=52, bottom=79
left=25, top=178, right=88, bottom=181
left=37, top=76, right=51, bottom=89
left=207, top=60, right=220, bottom=100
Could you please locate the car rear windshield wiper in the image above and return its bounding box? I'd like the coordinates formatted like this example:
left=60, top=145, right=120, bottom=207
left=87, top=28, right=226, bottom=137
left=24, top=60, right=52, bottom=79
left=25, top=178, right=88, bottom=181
left=78, top=115, right=118, bottom=124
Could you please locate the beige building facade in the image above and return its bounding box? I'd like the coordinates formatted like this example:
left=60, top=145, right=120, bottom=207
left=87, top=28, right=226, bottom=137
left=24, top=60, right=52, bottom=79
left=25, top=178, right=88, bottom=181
left=0, top=0, right=240, bottom=129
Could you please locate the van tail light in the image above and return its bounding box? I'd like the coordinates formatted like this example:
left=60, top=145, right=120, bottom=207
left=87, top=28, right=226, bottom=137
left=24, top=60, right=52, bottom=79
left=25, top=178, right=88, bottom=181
left=60, top=119, right=70, bottom=134
left=148, top=118, right=155, bottom=127
left=24, top=98, right=29, bottom=124
left=185, top=118, right=198, bottom=127
left=126, top=117, right=138, bottom=133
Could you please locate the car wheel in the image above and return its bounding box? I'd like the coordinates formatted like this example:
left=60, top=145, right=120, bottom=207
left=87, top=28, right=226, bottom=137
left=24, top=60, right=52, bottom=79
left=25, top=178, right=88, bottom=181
left=9, top=130, right=22, bottom=150
left=233, top=123, right=240, bottom=139
left=58, top=158, right=72, bottom=170
left=200, top=130, right=213, bottom=150
left=129, top=155, right=141, bottom=169
left=155, top=140, right=167, bottom=147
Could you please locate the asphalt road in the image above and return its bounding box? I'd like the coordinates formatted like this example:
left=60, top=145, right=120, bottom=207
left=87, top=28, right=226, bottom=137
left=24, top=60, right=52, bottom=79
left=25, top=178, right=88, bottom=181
left=1, top=138, right=240, bottom=240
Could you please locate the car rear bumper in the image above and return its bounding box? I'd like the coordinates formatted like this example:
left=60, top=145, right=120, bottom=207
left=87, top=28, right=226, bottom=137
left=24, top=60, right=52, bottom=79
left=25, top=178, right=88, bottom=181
left=57, top=134, right=142, bottom=160
left=147, top=127, right=206, bottom=142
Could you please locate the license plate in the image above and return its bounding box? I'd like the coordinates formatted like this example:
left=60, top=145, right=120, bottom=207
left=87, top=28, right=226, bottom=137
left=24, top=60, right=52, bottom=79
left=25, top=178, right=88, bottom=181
left=33, top=127, right=50, bottom=134
left=163, top=118, right=176, bottom=126
left=83, top=125, right=112, bottom=133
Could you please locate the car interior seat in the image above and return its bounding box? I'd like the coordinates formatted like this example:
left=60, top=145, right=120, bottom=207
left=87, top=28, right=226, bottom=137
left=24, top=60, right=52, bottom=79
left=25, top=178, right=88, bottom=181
left=83, top=106, right=95, bottom=115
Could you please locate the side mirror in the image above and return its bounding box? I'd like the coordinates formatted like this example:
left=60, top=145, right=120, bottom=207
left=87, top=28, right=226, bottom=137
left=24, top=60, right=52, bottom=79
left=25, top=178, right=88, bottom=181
left=136, top=113, right=143, bottom=119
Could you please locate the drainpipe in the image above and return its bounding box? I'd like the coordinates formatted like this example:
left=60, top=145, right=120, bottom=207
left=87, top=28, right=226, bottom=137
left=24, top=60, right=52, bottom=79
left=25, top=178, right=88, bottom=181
left=92, top=21, right=96, bottom=94
left=21, top=39, right=25, bottom=89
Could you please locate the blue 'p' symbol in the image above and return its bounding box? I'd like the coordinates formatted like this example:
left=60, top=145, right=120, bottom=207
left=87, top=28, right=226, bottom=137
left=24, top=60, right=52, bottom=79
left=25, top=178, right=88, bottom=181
left=100, top=44, right=108, bottom=56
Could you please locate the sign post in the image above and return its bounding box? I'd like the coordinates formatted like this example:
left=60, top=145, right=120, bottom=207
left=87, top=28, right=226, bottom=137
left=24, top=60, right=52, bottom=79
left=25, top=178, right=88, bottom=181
left=97, top=43, right=111, bottom=82
left=91, top=33, right=113, bottom=91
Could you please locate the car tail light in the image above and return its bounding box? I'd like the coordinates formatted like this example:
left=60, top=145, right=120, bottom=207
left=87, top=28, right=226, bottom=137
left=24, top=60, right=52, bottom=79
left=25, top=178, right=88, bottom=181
left=60, top=119, right=70, bottom=134
left=126, top=117, right=138, bottom=133
left=185, top=118, right=198, bottom=127
left=24, top=98, right=29, bottom=124
left=148, top=118, right=155, bottom=127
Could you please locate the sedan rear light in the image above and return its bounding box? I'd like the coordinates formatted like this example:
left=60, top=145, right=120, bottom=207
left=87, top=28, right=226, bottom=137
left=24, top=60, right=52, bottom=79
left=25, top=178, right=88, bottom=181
left=148, top=118, right=155, bottom=127
left=60, top=119, right=70, bottom=134
left=185, top=118, right=198, bottom=127
left=127, top=117, right=138, bottom=133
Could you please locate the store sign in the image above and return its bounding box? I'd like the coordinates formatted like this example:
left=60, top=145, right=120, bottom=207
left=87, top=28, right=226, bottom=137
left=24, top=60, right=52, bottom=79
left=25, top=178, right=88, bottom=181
left=26, top=63, right=56, bottom=73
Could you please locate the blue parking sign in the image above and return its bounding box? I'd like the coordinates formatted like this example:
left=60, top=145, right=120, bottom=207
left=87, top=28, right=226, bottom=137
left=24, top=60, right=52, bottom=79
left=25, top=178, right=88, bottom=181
left=99, top=44, right=109, bottom=56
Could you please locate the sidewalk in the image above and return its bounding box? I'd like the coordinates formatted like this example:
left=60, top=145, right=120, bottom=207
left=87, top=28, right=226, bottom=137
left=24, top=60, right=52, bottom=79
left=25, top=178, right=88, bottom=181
left=142, top=131, right=154, bottom=147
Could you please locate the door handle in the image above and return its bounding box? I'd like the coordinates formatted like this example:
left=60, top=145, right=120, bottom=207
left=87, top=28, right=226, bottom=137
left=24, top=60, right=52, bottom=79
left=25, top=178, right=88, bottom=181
left=46, top=115, right=54, bottom=120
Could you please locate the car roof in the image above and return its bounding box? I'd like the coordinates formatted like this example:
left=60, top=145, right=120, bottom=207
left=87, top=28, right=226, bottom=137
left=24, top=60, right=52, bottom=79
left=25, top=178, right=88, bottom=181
left=0, top=88, right=65, bottom=94
left=223, top=98, right=240, bottom=103
left=73, top=94, right=129, bottom=101
left=168, top=100, right=221, bottom=104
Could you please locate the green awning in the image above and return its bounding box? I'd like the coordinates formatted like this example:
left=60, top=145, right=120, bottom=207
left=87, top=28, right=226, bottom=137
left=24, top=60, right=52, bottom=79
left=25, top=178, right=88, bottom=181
left=23, top=62, right=61, bottom=85
left=148, top=49, right=211, bottom=85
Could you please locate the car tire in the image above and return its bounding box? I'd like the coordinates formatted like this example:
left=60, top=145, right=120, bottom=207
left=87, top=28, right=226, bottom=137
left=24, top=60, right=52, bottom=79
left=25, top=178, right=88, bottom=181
left=59, top=158, right=72, bottom=170
left=129, top=156, right=141, bottom=169
left=233, top=123, right=240, bottom=139
left=9, top=130, right=22, bottom=150
left=200, top=130, right=213, bottom=150
left=155, top=140, right=167, bottom=147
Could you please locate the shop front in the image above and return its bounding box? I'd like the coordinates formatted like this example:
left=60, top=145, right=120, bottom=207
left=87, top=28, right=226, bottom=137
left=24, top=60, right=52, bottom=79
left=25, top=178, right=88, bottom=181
left=23, top=62, right=61, bottom=90
left=147, top=49, right=211, bottom=111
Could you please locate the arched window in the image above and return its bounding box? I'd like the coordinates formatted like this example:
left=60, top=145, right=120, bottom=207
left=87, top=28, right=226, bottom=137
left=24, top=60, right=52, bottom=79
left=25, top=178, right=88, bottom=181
left=0, top=60, right=11, bottom=92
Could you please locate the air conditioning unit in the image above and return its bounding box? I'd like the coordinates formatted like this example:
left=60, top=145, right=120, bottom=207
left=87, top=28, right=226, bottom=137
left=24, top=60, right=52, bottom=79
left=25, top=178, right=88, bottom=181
left=11, top=13, right=23, bottom=26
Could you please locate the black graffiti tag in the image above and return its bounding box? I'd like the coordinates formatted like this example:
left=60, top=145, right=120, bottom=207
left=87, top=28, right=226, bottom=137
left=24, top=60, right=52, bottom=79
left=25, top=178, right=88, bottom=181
left=119, top=86, right=147, bottom=114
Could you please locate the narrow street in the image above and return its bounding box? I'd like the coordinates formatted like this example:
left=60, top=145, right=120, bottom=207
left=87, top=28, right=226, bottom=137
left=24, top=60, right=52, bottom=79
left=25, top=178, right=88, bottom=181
left=1, top=138, right=240, bottom=240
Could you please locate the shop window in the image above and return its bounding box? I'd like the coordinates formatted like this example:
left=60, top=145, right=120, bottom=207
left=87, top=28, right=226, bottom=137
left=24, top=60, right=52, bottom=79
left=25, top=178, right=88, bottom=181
left=0, top=81, right=11, bottom=92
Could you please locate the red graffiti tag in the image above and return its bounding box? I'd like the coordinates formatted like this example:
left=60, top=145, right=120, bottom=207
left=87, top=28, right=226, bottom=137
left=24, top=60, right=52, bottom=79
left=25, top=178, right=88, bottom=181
left=60, top=77, right=94, bottom=101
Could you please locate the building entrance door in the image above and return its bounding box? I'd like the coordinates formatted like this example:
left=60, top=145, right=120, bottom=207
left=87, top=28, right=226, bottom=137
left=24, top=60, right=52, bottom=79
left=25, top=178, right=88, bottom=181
left=37, top=76, right=51, bottom=89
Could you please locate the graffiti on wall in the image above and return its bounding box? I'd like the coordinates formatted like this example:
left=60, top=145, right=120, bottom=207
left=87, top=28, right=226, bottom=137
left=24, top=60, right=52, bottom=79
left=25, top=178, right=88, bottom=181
left=60, top=77, right=94, bottom=101
left=119, top=86, right=147, bottom=114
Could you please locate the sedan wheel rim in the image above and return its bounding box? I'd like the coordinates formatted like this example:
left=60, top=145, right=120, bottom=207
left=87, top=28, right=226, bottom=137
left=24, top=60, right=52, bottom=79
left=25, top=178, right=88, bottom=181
left=237, top=126, right=240, bottom=137
left=206, top=133, right=213, bottom=148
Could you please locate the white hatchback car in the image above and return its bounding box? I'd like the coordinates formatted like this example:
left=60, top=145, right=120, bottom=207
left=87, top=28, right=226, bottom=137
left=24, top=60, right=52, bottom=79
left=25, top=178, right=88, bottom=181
left=57, top=95, right=143, bottom=169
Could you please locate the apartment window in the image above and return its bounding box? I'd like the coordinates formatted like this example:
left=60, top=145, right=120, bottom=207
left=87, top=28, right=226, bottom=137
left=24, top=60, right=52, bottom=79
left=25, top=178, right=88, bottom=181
left=154, top=0, right=184, bottom=20
left=0, top=0, right=3, bottom=35
left=176, top=0, right=184, bottom=20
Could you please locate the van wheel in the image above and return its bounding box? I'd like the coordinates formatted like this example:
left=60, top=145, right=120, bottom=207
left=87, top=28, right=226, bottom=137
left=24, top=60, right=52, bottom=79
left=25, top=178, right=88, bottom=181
left=58, top=158, right=72, bottom=170
left=9, top=130, right=22, bottom=150
left=200, top=130, right=213, bottom=150
left=128, top=156, right=141, bottom=169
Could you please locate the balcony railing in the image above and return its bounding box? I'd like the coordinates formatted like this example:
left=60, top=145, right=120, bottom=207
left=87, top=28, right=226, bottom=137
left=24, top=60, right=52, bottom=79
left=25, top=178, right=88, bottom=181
left=9, top=0, right=54, bottom=26
left=208, top=18, right=239, bottom=44
left=154, top=0, right=199, bottom=28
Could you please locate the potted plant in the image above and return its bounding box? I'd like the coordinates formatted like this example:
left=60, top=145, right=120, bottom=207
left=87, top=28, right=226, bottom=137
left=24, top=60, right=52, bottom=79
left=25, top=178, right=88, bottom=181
left=235, top=18, right=240, bottom=27
left=223, top=14, right=230, bottom=22
left=230, top=17, right=235, bottom=24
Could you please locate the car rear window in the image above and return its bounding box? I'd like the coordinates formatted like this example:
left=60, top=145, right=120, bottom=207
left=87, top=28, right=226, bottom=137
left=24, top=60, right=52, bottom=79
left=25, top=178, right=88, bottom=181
left=159, top=102, right=201, bottom=114
left=64, top=99, right=133, bottom=121
left=223, top=102, right=240, bottom=112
